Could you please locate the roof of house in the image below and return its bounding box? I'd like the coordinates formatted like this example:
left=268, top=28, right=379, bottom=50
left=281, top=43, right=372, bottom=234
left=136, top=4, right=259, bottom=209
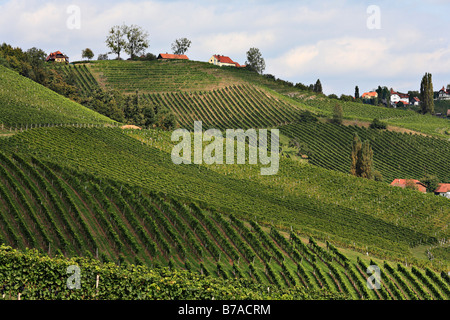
left=362, top=91, right=377, bottom=98
left=439, top=86, right=449, bottom=93
left=157, top=53, right=189, bottom=60
left=213, top=55, right=236, bottom=64
left=46, top=51, right=68, bottom=60
left=413, top=97, right=420, bottom=102
left=435, top=183, right=450, bottom=193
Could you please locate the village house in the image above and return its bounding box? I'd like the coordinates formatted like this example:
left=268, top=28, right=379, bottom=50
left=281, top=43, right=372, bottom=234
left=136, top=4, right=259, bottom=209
left=157, top=53, right=189, bottom=60
left=208, top=55, right=244, bottom=68
left=361, top=91, right=378, bottom=100
left=46, top=51, right=69, bottom=63
left=437, top=86, right=450, bottom=100
left=435, top=183, right=450, bottom=199
left=390, top=89, right=410, bottom=107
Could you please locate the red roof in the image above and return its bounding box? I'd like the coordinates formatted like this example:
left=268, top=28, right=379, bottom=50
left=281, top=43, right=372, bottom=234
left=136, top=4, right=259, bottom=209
left=46, top=51, right=68, bottom=61
left=214, top=55, right=236, bottom=64
left=157, top=53, right=189, bottom=60
left=435, top=183, right=450, bottom=193
left=390, top=179, right=427, bottom=193
left=362, top=92, right=377, bottom=98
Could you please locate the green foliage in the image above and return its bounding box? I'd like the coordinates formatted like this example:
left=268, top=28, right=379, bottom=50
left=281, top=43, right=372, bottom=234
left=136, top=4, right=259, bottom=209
left=245, top=47, right=265, bottom=74
left=420, top=174, right=440, bottom=193
left=369, top=118, right=387, bottom=129
left=0, top=65, right=114, bottom=126
left=171, top=38, right=192, bottom=55
left=420, top=72, right=434, bottom=115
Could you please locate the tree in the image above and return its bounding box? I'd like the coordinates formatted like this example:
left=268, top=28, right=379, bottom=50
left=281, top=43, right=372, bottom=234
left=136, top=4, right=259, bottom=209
left=355, top=86, right=360, bottom=99
left=245, top=47, right=265, bottom=74
left=313, top=79, right=323, bottom=94
left=405, top=179, right=418, bottom=191
left=124, top=24, right=150, bottom=59
left=97, top=53, right=109, bottom=61
left=106, top=25, right=127, bottom=59
left=420, top=72, right=434, bottom=114
left=82, top=48, right=94, bottom=61
left=350, top=134, right=374, bottom=179
left=331, top=103, right=343, bottom=124
left=369, top=118, right=387, bottom=129
left=359, top=140, right=373, bottom=179
left=421, top=174, right=440, bottom=193
left=171, top=38, right=191, bottom=55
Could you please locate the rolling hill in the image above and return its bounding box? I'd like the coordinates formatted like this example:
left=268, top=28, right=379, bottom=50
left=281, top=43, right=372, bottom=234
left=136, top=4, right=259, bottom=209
left=0, top=59, right=449, bottom=300
left=0, top=65, right=114, bottom=127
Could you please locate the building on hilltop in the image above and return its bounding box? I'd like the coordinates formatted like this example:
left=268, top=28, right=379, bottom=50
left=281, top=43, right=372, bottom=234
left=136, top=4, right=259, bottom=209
left=390, top=89, right=410, bottom=107
left=435, top=183, right=450, bottom=198
left=157, top=53, right=189, bottom=60
left=361, top=91, right=378, bottom=100
left=208, top=54, right=244, bottom=68
left=390, top=179, right=427, bottom=193
left=46, top=51, right=69, bottom=63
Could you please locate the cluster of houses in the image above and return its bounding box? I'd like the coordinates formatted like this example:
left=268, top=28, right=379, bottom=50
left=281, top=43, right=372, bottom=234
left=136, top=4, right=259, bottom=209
left=156, top=53, right=246, bottom=68
left=390, top=179, right=450, bottom=199
left=46, top=50, right=246, bottom=69
left=361, top=89, right=420, bottom=107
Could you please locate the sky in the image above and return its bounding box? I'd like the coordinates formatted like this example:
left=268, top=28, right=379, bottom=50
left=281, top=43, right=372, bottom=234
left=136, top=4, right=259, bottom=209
left=0, top=0, right=449, bottom=96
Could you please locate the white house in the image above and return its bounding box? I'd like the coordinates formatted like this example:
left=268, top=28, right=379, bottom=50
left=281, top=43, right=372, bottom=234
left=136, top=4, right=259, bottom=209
left=437, top=86, right=450, bottom=100
left=390, top=89, right=410, bottom=106
left=435, top=183, right=450, bottom=199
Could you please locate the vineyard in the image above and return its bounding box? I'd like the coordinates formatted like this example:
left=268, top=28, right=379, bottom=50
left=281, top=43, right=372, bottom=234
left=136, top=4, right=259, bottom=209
left=143, top=84, right=302, bottom=130
left=280, top=122, right=450, bottom=183
left=0, top=65, right=114, bottom=126
left=0, top=149, right=449, bottom=300
left=0, top=127, right=449, bottom=263
left=292, top=94, right=450, bottom=139
left=51, top=64, right=101, bottom=94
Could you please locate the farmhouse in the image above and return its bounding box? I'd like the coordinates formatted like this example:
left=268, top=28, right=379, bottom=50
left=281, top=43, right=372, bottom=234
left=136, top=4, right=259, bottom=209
left=435, top=183, right=450, bottom=199
left=157, top=53, right=189, bottom=60
left=46, top=51, right=69, bottom=63
left=208, top=55, right=244, bottom=68
left=390, top=89, right=410, bottom=106
left=437, top=86, right=450, bottom=100
left=390, top=179, right=427, bottom=193
left=361, top=91, right=378, bottom=100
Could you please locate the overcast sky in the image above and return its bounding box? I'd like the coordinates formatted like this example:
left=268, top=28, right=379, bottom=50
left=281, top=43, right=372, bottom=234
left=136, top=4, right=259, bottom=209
left=1, top=0, right=449, bottom=95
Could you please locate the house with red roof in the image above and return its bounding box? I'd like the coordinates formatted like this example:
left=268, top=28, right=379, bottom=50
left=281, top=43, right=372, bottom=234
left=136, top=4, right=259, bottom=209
left=208, top=55, right=243, bottom=68
left=390, top=179, right=427, bottom=193
left=390, top=89, right=410, bottom=106
left=437, top=86, right=450, bottom=100
left=46, top=51, right=69, bottom=63
left=361, top=91, right=378, bottom=100
left=435, top=183, right=450, bottom=198
left=157, top=53, right=189, bottom=60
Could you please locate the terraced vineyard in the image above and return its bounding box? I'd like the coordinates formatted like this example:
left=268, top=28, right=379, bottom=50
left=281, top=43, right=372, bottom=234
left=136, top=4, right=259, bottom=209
left=293, top=94, right=450, bottom=138
left=89, top=60, right=224, bottom=93
left=280, top=122, right=450, bottom=183
left=0, top=65, right=114, bottom=126
left=144, top=84, right=302, bottom=130
left=51, top=64, right=100, bottom=94
left=0, top=149, right=449, bottom=300
left=1, top=127, right=449, bottom=263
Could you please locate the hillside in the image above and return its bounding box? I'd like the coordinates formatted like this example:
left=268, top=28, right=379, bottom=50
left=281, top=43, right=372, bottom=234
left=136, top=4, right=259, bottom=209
left=1, top=127, right=448, bottom=261
left=0, top=149, right=449, bottom=301
left=84, top=59, right=449, bottom=138
left=280, top=121, right=450, bottom=183
left=0, top=65, right=114, bottom=127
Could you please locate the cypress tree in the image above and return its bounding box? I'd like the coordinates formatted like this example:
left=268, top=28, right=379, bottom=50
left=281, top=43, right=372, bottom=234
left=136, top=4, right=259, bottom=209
left=355, top=86, right=360, bottom=99
left=350, top=133, right=362, bottom=176
left=359, top=140, right=374, bottom=179
left=420, top=72, right=434, bottom=114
